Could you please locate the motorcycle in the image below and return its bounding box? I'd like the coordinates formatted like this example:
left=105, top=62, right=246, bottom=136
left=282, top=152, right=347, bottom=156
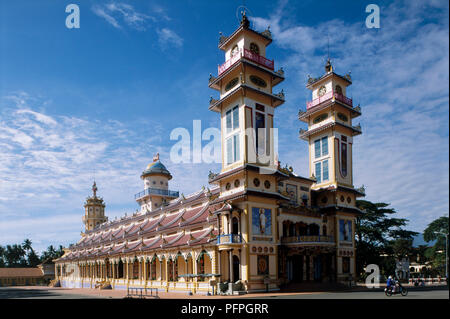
left=385, top=281, right=408, bottom=297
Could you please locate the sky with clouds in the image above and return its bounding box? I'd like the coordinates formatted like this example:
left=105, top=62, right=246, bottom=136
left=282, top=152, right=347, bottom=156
left=0, top=0, right=448, bottom=252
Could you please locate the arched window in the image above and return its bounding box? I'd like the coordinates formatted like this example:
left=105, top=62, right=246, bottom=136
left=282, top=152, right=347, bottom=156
left=335, top=85, right=343, bottom=95
left=289, top=223, right=295, bottom=237
left=231, top=45, right=239, bottom=57
left=308, top=224, right=320, bottom=236
left=232, top=216, right=239, bottom=234
left=250, top=42, right=260, bottom=55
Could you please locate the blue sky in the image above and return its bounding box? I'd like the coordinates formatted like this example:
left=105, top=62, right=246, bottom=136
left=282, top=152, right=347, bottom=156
left=0, top=0, right=448, bottom=253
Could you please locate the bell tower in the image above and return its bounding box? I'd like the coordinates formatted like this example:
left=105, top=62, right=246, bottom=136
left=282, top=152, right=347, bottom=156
left=208, top=11, right=285, bottom=173
left=299, top=59, right=364, bottom=205
left=82, top=181, right=107, bottom=232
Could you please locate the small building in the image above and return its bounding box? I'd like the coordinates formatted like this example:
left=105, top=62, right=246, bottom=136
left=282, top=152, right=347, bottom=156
left=0, top=268, right=46, bottom=287
left=0, top=261, right=55, bottom=287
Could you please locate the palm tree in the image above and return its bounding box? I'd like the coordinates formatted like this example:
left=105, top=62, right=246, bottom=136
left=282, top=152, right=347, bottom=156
left=22, top=239, right=33, bottom=251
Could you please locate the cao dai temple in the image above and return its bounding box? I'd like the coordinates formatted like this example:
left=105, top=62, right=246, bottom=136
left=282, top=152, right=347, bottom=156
left=55, top=13, right=365, bottom=294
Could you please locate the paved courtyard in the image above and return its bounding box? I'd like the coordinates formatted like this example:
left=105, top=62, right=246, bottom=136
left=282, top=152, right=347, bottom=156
left=0, top=284, right=448, bottom=299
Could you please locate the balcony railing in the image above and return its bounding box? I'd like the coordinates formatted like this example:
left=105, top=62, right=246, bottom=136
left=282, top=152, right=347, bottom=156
left=281, top=235, right=334, bottom=244
left=217, top=234, right=242, bottom=245
left=218, top=48, right=274, bottom=76
left=134, top=188, right=179, bottom=200
left=306, top=91, right=353, bottom=109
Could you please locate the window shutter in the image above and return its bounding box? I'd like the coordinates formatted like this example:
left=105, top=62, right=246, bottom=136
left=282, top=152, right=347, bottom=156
left=322, top=137, right=328, bottom=156
left=234, top=134, right=240, bottom=161
left=323, top=160, right=329, bottom=181
left=232, top=106, right=239, bottom=130
left=226, top=110, right=232, bottom=133
left=227, top=137, right=232, bottom=164
left=314, top=140, right=321, bottom=158
left=315, top=162, right=322, bottom=183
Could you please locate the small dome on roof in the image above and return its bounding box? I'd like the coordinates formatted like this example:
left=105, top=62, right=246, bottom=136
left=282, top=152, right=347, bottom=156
left=141, top=154, right=172, bottom=180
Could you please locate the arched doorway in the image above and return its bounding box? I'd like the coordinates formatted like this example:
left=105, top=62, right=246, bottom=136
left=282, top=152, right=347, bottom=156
left=232, top=255, right=240, bottom=282
left=118, top=259, right=124, bottom=279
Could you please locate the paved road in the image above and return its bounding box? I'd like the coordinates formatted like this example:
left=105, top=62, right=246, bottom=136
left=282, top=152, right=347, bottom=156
left=245, top=288, right=449, bottom=299
left=0, top=287, right=106, bottom=299
left=0, top=286, right=448, bottom=299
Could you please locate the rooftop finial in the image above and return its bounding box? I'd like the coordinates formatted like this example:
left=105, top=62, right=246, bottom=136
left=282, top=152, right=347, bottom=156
left=240, top=9, right=250, bottom=29
left=325, top=58, right=333, bottom=73
left=92, top=181, right=98, bottom=198
left=153, top=153, right=160, bottom=162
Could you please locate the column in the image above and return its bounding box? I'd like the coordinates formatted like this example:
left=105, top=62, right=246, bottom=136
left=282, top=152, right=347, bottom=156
left=303, top=256, right=307, bottom=281
left=218, top=250, right=221, bottom=277
left=239, top=211, right=242, bottom=236
left=143, top=260, right=147, bottom=283
left=138, top=260, right=142, bottom=281
left=111, top=262, right=116, bottom=279
left=159, top=259, right=162, bottom=281
left=229, top=249, right=233, bottom=283
left=310, top=255, right=314, bottom=281
left=173, top=259, right=176, bottom=282
left=239, top=249, right=242, bottom=280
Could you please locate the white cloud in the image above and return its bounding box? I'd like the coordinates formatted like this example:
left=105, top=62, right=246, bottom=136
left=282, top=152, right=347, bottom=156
left=92, top=5, right=121, bottom=29
left=156, top=28, right=184, bottom=49
left=91, top=2, right=184, bottom=48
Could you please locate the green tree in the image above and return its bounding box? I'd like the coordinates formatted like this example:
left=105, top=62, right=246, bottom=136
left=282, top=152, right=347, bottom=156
left=20, top=238, right=41, bottom=267
left=355, top=200, right=418, bottom=278
left=0, top=246, right=5, bottom=267
left=4, top=244, right=27, bottom=267
left=423, top=216, right=449, bottom=276
left=40, top=244, right=64, bottom=263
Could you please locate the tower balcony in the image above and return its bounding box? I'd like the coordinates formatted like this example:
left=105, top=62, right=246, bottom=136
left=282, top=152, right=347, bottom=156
left=299, top=122, right=362, bottom=140
left=307, top=91, right=353, bottom=110
left=218, top=48, right=274, bottom=76
left=134, top=188, right=179, bottom=200
left=217, top=234, right=243, bottom=245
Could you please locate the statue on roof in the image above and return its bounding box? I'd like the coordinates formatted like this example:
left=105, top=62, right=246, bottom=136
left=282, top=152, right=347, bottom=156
left=153, top=153, right=160, bottom=162
left=92, top=181, right=97, bottom=198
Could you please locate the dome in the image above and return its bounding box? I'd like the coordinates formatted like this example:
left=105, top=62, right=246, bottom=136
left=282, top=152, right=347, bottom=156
left=141, top=160, right=172, bottom=180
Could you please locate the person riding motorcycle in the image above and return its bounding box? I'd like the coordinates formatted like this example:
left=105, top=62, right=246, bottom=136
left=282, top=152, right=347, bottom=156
left=387, top=276, right=395, bottom=292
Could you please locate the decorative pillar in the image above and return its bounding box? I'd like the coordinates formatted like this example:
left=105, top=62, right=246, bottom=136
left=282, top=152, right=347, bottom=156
left=310, top=255, right=314, bottom=281
left=138, top=259, right=142, bottom=281
left=229, top=249, right=233, bottom=283
left=218, top=250, right=221, bottom=277
left=159, top=258, right=162, bottom=281
left=165, top=259, right=169, bottom=292
left=143, top=260, right=147, bottom=283
left=303, top=256, right=307, bottom=281
left=239, top=249, right=242, bottom=280
left=239, top=211, right=242, bottom=235
left=173, top=259, right=176, bottom=282
left=112, top=262, right=116, bottom=280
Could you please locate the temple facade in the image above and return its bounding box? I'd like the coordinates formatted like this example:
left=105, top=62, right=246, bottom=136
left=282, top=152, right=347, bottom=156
left=55, top=13, right=364, bottom=294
